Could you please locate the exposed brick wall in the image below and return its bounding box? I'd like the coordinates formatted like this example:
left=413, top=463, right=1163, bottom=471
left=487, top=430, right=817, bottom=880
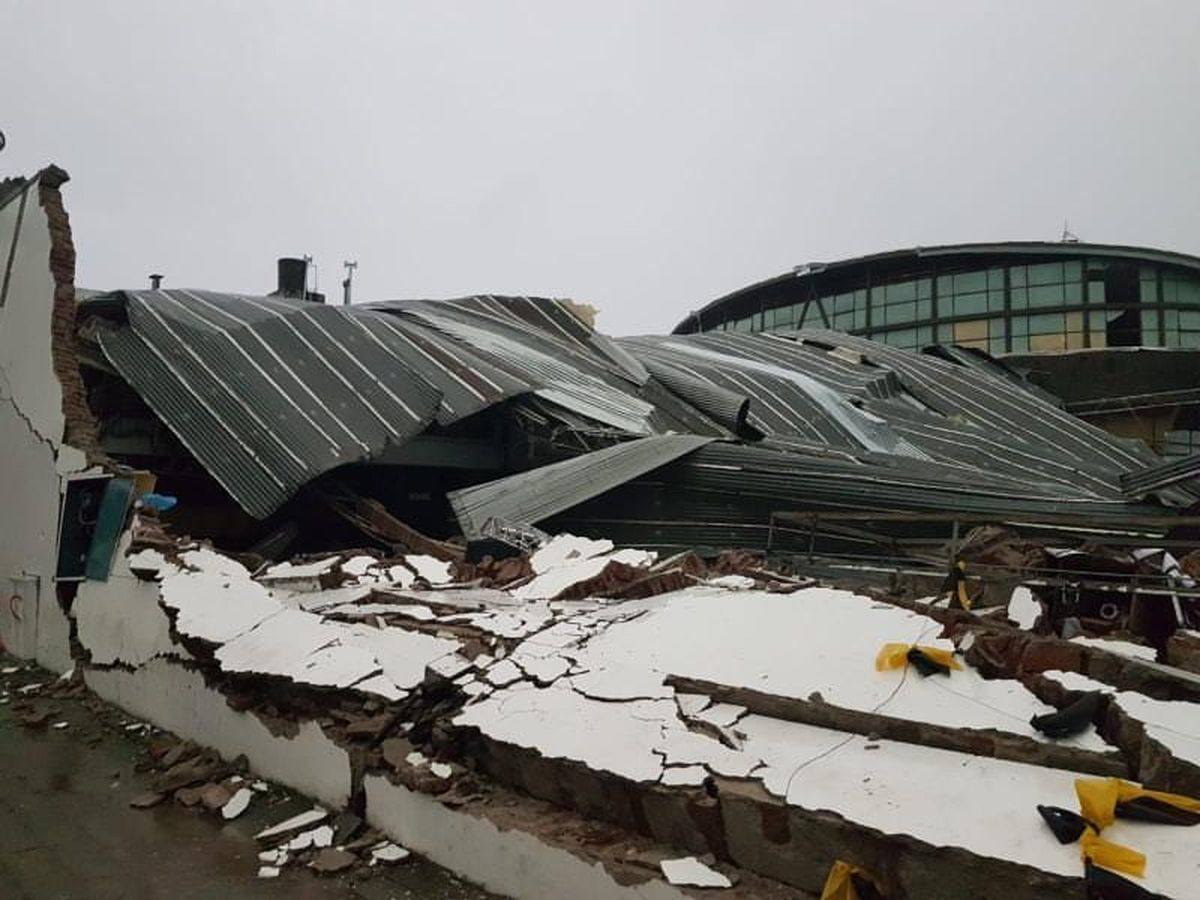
left=37, top=165, right=102, bottom=462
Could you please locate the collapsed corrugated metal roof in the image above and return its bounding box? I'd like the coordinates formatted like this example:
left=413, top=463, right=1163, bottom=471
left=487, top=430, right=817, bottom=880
left=84, top=290, right=1198, bottom=551
left=448, top=434, right=716, bottom=537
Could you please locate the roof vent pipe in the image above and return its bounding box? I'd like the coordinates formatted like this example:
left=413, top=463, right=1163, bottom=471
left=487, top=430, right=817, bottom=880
left=148, top=273, right=163, bottom=290
left=277, top=257, right=308, bottom=299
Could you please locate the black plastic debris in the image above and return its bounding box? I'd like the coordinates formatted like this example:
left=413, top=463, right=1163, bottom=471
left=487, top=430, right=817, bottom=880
left=905, top=646, right=952, bottom=677
left=1030, top=690, right=1102, bottom=739
left=1116, top=795, right=1200, bottom=827
left=1037, top=804, right=1089, bottom=844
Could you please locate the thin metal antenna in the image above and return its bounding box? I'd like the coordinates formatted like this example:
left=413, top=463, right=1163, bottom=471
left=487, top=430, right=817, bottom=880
left=342, top=260, right=358, bottom=306
left=1061, top=220, right=1079, bottom=243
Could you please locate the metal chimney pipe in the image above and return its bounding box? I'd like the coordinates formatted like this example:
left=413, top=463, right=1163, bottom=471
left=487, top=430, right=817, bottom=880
left=277, top=257, right=308, bottom=298
left=149, top=273, right=163, bottom=290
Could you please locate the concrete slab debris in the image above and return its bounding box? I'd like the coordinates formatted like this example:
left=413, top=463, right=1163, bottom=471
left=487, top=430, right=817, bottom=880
left=255, top=808, right=329, bottom=843
left=222, top=787, right=253, bottom=820
left=370, top=841, right=411, bottom=864
left=660, top=857, right=732, bottom=888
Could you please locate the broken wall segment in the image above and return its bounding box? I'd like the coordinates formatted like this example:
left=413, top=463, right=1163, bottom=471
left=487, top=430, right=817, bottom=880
left=0, top=167, right=91, bottom=672
left=85, top=657, right=353, bottom=808
left=1034, top=669, right=1200, bottom=799
left=363, top=773, right=802, bottom=900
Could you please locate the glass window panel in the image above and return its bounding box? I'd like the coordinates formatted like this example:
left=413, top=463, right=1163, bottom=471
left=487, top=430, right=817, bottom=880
left=1090, top=331, right=1107, bottom=349
left=1029, top=313, right=1064, bottom=335
left=763, top=308, right=776, bottom=328
left=936, top=275, right=954, bottom=296
left=1009, top=266, right=1026, bottom=287
left=1029, top=284, right=1064, bottom=308
left=954, top=271, right=988, bottom=294
left=853, top=307, right=868, bottom=330
left=886, top=301, right=916, bottom=324
left=1011, top=315, right=1029, bottom=336
left=1179, top=280, right=1200, bottom=306
left=752, top=312, right=763, bottom=331
left=917, top=278, right=933, bottom=300
left=915, top=326, right=932, bottom=346
left=854, top=289, right=869, bottom=310
left=936, top=323, right=954, bottom=343
left=988, top=290, right=1006, bottom=312
left=916, top=298, right=932, bottom=321
left=1062, top=260, right=1083, bottom=282
left=1163, top=308, right=1179, bottom=330
left=1141, top=279, right=1159, bottom=304
left=953, top=320, right=988, bottom=344
left=954, top=293, right=987, bottom=316
left=1030, top=333, right=1067, bottom=351
left=1142, top=309, right=1160, bottom=340
left=1064, top=282, right=1083, bottom=304
left=1087, top=281, right=1105, bottom=304
left=1065, top=311, right=1084, bottom=334
left=1010, top=334, right=1030, bottom=352
left=1010, top=287, right=1028, bottom=310
left=834, top=293, right=854, bottom=314
left=1179, top=331, right=1200, bottom=348
left=1181, top=309, right=1200, bottom=330
left=1028, top=262, right=1064, bottom=286
left=1065, top=331, right=1085, bottom=350
left=833, top=311, right=854, bottom=330
left=886, top=280, right=917, bottom=303
left=1162, top=279, right=1178, bottom=304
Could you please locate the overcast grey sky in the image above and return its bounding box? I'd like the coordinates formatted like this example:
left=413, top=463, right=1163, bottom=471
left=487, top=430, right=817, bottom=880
left=4, top=2, right=1199, bottom=334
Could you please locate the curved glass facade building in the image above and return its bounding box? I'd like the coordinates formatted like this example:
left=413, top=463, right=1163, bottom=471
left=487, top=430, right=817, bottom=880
left=673, top=242, right=1200, bottom=356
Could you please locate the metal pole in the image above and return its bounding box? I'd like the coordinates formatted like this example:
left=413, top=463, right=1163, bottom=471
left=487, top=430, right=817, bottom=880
left=342, top=260, right=358, bottom=306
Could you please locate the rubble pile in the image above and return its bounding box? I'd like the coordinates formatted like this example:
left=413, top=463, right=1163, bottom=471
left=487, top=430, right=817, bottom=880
left=51, top=519, right=1198, bottom=898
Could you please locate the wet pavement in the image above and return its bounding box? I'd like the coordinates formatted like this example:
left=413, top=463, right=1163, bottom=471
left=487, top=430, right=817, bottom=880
left=0, top=656, right=497, bottom=900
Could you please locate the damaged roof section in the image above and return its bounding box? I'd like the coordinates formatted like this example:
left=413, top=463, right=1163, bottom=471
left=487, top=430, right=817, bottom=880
left=82, top=289, right=1200, bottom=552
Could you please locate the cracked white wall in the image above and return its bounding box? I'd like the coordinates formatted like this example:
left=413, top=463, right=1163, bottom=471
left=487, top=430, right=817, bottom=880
left=0, top=177, right=82, bottom=670
left=86, top=657, right=354, bottom=807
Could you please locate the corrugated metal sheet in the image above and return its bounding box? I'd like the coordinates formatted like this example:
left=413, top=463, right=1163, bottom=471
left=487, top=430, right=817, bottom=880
left=1121, top=453, right=1200, bottom=500
left=93, top=288, right=1189, bottom=549
left=100, top=290, right=443, bottom=518
left=447, top=434, right=715, bottom=536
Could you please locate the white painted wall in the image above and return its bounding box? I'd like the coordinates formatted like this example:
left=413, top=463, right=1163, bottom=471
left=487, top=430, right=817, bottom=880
left=0, top=176, right=85, bottom=671
left=73, top=533, right=179, bottom=667
left=365, top=776, right=691, bottom=900
left=86, top=658, right=354, bottom=807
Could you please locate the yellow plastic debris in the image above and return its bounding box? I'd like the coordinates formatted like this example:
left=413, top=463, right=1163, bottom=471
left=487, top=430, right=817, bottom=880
left=820, top=860, right=881, bottom=900
left=875, top=643, right=962, bottom=673
left=1080, top=826, right=1146, bottom=878
left=955, top=576, right=972, bottom=611
left=1076, top=777, right=1200, bottom=829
